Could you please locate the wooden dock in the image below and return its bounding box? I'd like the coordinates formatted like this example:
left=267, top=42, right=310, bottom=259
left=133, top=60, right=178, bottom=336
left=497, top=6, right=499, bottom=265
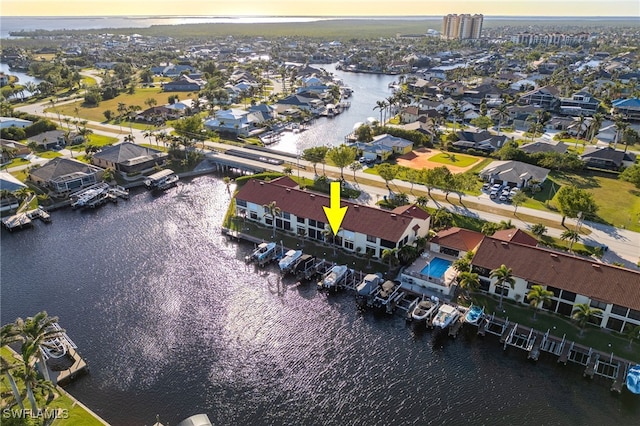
left=53, top=347, right=88, bottom=386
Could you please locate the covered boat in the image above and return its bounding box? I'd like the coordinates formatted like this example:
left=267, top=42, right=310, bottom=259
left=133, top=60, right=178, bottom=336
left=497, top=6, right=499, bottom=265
left=278, top=249, right=302, bottom=272
left=319, top=265, right=348, bottom=290
left=432, top=304, right=460, bottom=329
left=627, top=365, right=640, bottom=395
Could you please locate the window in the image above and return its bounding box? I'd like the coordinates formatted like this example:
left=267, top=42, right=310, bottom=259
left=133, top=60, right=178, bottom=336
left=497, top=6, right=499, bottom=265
left=479, top=278, right=491, bottom=292
left=606, top=317, right=624, bottom=333
left=366, top=234, right=377, bottom=243
left=494, top=285, right=509, bottom=296
left=611, top=305, right=628, bottom=317
left=282, top=212, right=290, bottom=220
left=557, top=302, right=573, bottom=316
left=344, top=240, right=354, bottom=251
left=590, top=300, right=607, bottom=310
left=546, top=286, right=561, bottom=298
left=560, top=290, right=576, bottom=302
left=308, top=219, right=317, bottom=228
left=366, top=246, right=377, bottom=257
left=308, top=229, right=318, bottom=240
left=250, top=211, right=258, bottom=220
left=236, top=199, right=247, bottom=207
left=628, top=309, right=640, bottom=321
left=297, top=217, right=305, bottom=224
left=440, top=247, right=459, bottom=257
left=265, top=217, right=273, bottom=226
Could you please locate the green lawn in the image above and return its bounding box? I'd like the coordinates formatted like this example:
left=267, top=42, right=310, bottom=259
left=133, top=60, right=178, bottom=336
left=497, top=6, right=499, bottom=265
left=45, top=88, right=194, bottom=123
left=38, top=151, right=63, bottom=159
left=428, top=152, right=480, bottom=168
left=0, top=347, right=105, bottom=425
left=1, top=157, right=30, bottom=169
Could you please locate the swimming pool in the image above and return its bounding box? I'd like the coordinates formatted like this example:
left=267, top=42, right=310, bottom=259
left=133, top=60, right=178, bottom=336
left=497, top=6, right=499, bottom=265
left=420, top=257, right=452, bottom=279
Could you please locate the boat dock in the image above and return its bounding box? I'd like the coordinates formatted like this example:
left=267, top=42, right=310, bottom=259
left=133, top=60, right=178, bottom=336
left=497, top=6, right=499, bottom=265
left=2, top=193, right=52, bottom=231
left=222, top=227, right=639, bottom=394
left=70, top=183, right=129, bottom=209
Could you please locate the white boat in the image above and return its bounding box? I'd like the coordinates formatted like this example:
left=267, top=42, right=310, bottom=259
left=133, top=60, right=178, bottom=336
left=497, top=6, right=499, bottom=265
left=319, top=265, right=348, bottom=289
left=432, top=304, right=460, bottom=329
left=411, top=297, right=439, bottom=322
left=464, top=305, right=484, bottom=325
left=246, top=242, right=276, bottom=263
left=278, top=249, right=302, bottom=272
left=145, top=169, right=178, bottom=190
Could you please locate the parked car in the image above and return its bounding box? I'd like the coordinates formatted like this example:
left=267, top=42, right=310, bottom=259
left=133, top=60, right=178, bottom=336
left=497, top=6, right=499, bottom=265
left=482, top=182, right=491, bottom=191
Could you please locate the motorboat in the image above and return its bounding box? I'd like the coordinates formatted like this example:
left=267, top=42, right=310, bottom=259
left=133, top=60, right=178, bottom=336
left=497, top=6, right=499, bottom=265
left=464, top=305, right=484, bottom=325
left=627, top=365, right=640, bottom=395
left=356, top=273, right=383, bottom=307
left=246, top=242, right=276, bottom=263
left=145, top=169, right=178, bottom=190
left=319, top=265, right=348, bottom=290
left=278, top=249, right=302, bottom=272
left=432, top=304, right=460, bottom=329
left=411, top=297, right=440, bottom=322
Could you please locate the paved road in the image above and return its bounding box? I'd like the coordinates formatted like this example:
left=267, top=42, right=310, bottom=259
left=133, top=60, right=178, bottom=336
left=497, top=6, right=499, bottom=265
left=11, top=101, right=640, bottom=270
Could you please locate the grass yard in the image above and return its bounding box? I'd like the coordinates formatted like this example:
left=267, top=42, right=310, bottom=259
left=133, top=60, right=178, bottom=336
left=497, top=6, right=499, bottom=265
left=38, top=151, right=63, bottom=159
left=1, top=157, right=30, bottom=169
left=428, top=152, right=479, bottom=167
left=45, top=88, right=195, bottom=123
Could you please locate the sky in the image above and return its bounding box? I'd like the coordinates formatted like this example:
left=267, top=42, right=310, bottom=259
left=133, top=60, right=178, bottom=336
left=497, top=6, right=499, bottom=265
left=2, top=0, right=639, bottom=17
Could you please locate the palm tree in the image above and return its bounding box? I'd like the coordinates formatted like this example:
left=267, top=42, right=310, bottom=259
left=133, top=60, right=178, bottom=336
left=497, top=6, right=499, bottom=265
left=457, top=271, right=480, bottom=302
left=263, top=201, right=281, bottom=239
left=1, top=323, right=25, bottom=410
left=571, top=303, right=603, bottom=337
left=373, top=100, right=388, bottom=125
left=614, top=118, right=629, bottom=151
left=282, top=166, right=293, bottom=176
left=124, top=134, right=136, bottom=144
left=588, top=112, right=604, bottom=143
left=498, top=219, right=515, bottom=230
left=494, top=104, right=509, bottom=136
left=14, top=311, right=65, bottom=383
left=453, top=251, right=474, bottom=274
left=490, top=264, right=515, bottom=311
left=560, top=229, right=580, bottom=252
left=381, top=247, right=399, bottom=270
left=349, top=161, right=362, bottom=182
left=531, top=223, right=547, bottom=240
left=526, top=285, right=554, bottom=320
left=624, top=324, right=640, bottom=350
left=416, top=195, right=429, bottom=207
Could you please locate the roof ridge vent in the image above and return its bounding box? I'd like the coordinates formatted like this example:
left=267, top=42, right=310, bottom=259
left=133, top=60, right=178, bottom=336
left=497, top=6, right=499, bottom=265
left=286, top=188, right=291, bottom=192
left=310, top=194, right=315, bottom=198
left=592, top=264, right=600, bottom=268
left=550, top=253, right=558, bottom=258
left=501, top=241, right=508, bottom=246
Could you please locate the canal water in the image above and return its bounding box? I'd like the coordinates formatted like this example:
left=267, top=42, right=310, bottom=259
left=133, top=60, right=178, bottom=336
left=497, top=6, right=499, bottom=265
left=1, top=176, right=638, bottom=425
left=268, top=63, right=398, bottom=155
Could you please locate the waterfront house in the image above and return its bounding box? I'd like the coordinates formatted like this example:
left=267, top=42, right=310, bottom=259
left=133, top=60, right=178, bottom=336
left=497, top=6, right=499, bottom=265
left=204, top=109, right=252, bottom=137
left=429, top=227, right=485, bottom=258
left=371, top=134, right=414, bottom=155
left=234, top=177, right=431, bottom=259
left=491, top=228, right=538, bottom=247
left=91, top=142, right=168, bottom=174
left=0, top=171, right=25, bottom=212
left=519, top=140, right=568, bottom=155
left=580, top=146, right=637, bottom=170
left=29, top=157, right=103, bottom=195
left=611, top=98, right=640, bottom=121
left=275, top=94, right=323, bottom=115
left=471, top=237, right=640, bottom=333
left=479, top=160, right=549, bottom=188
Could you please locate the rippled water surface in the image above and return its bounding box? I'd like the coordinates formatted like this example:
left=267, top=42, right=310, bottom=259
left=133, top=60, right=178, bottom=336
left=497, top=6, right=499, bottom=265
left=2, top=177, right=638, bottom=425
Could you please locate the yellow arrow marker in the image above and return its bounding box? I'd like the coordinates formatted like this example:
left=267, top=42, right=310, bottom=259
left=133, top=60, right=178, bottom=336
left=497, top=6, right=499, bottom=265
left=322, top=181, right=348, bottom=235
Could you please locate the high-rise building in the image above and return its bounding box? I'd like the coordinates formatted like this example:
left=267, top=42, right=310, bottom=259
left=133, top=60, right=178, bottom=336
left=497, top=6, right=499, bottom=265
left=442, top=14, right=483, bottom=40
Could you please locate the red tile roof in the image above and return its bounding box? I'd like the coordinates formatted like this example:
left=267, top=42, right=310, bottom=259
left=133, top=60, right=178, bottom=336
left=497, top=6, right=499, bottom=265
left=236, top=178, right=428, bottom=242
left=472, top=237, right=640, bottom=311
left=492, top=228, right=538, bottom=247
left=392, top=204, right=431, bottom=220
left=431, top=227, right=485, bottom=252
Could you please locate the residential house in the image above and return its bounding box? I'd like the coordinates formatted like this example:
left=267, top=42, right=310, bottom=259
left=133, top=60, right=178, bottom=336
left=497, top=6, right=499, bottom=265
left=453, top=130, right=507, bottom=153
left=1, top=139, right=30, bottom=161
left=519, top=140, right=568, bottom=155
left=519, top=85, right=560, bottom=111
left=27, top=130, right=67, bottom=150
left=204, top=108, right=253, bottom=136
left=429, top=227, right=485, bottom=258
left=92, top=142, right=168, bottom=174
left=371, top=134, right=414, bottom=155
left=0, top=171, right=25, bottom=212
left=275, top=94, right=323, bottom=115
left=234, top=177, right=431, bottom=259
left=479, top=160, right=549, bottom=188
left=162, top=75, right=205, bottom=92
left=611, top=98, right=640, bottom=121
left=248, top=103, right=277, bottom=121
left=491, top=228, right=538, bottom=247
left=471, top=237, right=640, bottom=333
left=29, top=157, right=103, bottom=195
left=0, top=117, right=33, bottom=129
left=136, top=106, right=180, bottom=123
left=580, top=146, right=637, bottom=170
left=352, top=141, right=393, bottom=162
left=559, top=91, right=601, bottom=116
left=0, top=73, right=8, bottom=87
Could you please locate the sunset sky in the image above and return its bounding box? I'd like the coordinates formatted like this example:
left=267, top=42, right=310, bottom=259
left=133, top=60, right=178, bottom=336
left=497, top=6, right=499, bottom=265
left=2, top=0, right=639, bottom=17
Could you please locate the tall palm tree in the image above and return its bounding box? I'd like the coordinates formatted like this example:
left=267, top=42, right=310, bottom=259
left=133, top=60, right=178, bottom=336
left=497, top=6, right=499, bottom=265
left=531, top=223, right=547, bottom=240
left=614, top=118, right=629, bottom=151
left=490, top=264, right=515, bottom=310
left=416, top=195, right=429, bottom=207
left=494, top=104, right=509, bottom=136
left=571, top=303, right=603, bottom=337
left=588, top=112, right=604, bottom=143
left=1, top=323, right=25, bottom=410
left=526, top=285, right=554, bottom=320
left=373, top=100, right=388, bottom=125
left=560, top=229, right=580, bottom=252
left=452, top=251, right=474, bottom=274
left=381, top=247, right=399, bottom=270
left=262, top=201, right=281, bottom=239
left=14, top=311, right=65, bottom=383
left=624, top=324, right=640, bottom=350
left=457, top=271, right=480, bottom=302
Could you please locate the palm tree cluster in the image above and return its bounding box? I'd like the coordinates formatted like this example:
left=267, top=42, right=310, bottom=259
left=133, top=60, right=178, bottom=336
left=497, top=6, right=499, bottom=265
left=1, top=311, right=63, bottom=411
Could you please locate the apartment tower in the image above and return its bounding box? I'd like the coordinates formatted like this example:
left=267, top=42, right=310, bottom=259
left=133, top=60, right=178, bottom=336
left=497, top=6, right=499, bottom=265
left=442, top=14, right=483, bottom=40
